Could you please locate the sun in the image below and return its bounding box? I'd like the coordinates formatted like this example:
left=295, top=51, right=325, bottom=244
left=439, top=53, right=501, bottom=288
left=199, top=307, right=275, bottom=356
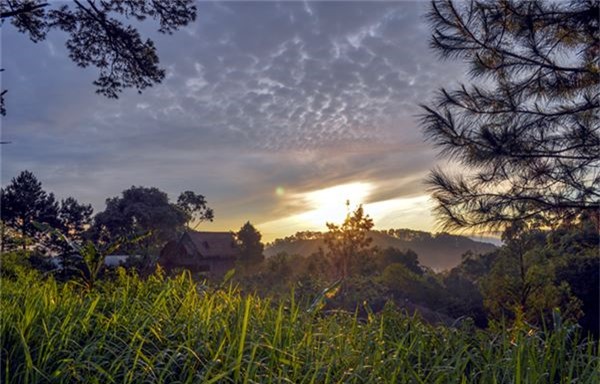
left=297, top=182, right=373, bottom=227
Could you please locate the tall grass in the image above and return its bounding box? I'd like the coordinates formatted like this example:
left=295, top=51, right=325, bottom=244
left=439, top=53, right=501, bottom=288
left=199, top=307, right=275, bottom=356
left=1, top=270, right=598, bottom=383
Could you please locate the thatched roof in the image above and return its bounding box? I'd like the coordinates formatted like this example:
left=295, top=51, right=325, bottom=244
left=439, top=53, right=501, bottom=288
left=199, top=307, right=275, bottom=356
left=184, top=231, right=239, bottom=259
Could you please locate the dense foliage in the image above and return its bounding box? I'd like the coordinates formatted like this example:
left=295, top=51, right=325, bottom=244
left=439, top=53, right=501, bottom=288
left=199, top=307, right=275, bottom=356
left=1, top=270, right=598, bottom=383
left=1, top=0, right=197, bottom=114
left=422, top=0, right=600, bottom=230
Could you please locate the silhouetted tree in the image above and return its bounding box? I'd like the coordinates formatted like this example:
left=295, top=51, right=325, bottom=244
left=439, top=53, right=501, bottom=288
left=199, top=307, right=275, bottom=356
left=0, top=0, right=197, bottom=114
left=324, top=204, right=374, bottom=281
left=92, top=186, right=189, bottom=256
left=0, top=170, right=59, bottom=250
left=45, top=197, right=93, bottom=274
left=236, top=221, right=264, bottom=267
left=177, top=191, right=214, bottom=229
left=422, top=0, right=599, bottom=230
left=58, top=197, right=93, bottom=240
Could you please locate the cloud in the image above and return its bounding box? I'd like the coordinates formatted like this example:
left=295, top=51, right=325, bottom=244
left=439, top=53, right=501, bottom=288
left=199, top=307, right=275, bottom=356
left=1, top=1, right=467, bottom=240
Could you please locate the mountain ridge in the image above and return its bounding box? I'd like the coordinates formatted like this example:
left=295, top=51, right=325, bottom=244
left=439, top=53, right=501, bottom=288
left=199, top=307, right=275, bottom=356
left=265, top=229, right=498, bottom=271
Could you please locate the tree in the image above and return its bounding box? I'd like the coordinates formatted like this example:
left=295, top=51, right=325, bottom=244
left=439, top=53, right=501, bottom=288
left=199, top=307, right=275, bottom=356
left=92, top=186, right=190, bottom=256
left=236, top=221, right=264, bottom=267
left=381, top=263, right=425, bottom=301
left=324, top=204, right=374, bottom=281
left=177, top=191, right=214, bottom=229
left=547, top=215, right=599, bottom=337
left=58, top=197, right=93, bottom=240
left=0, top=170, right=59, bottom=250
left=481, top=223, right=582, bottom=327
left=422, top=0, right=599, bottom=231
left=379, top=247, right=423, bottom=276
left=0, top=0, right=197, bottom=114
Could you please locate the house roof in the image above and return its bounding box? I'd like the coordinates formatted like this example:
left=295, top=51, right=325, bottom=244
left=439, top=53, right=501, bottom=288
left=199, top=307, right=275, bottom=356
left=185, top=231, right=239, bottom=259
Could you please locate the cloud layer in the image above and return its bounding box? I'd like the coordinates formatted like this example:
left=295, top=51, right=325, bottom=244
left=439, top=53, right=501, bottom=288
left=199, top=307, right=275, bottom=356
left=1, top=1, right=467, bottom=240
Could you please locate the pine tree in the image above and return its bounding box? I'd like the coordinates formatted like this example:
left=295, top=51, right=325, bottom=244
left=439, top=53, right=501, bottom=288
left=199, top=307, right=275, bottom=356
left=1, top=170, right=59, bottom=250
left=422, top=0, right=599, bottom=231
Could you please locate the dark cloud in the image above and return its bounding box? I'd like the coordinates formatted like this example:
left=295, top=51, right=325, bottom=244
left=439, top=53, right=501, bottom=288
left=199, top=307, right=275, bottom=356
left=1, top=1, right=466, bottom=238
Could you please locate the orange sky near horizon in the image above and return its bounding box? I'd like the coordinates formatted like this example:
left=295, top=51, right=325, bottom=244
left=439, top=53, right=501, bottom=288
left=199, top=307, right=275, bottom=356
left=199, top=181, right=437, bottom=242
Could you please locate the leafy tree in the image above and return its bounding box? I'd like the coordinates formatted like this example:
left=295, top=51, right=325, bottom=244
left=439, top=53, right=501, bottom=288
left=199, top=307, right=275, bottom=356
left=0, top=170, right=59, bottom=250
left=548, top=215, right=599, bottom=337
left=381, top=263, right=423, bottom=300
left=0, top=0, right=197, bottom=114
left=442, top=267, right=487, bottom=327
left=236, top=221, right=264, bottom=267
left=481, top=223, right=582, bottom=327
left=92, top=186, right=189, bottom=256
left=422, top=0, right=599, bottom=230
left=378, top=247, right=423, bottom=275
left=177, top=191, right=214, bottom=229
left=324, top=204, right=374, bottom=281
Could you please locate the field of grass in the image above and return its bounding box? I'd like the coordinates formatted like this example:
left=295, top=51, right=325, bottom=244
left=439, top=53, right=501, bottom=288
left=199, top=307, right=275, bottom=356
left=1, top=270, right=598, bottom=383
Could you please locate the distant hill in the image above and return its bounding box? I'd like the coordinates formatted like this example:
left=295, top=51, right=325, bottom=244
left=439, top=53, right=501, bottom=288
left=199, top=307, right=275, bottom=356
left=265, top=229, right=497, bottom=271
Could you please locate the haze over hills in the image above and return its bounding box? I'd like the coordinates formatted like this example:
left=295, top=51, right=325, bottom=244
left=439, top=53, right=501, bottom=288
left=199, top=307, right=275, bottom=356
left=265, top=229, right=498, bottom=271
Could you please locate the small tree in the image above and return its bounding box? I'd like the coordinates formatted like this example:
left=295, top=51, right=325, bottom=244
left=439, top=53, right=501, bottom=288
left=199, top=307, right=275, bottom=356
left=236, top=221, right=264, bottom=268
left=324, top=204, right=374, bottom=281
left=422, top=0, right=599, bottom=231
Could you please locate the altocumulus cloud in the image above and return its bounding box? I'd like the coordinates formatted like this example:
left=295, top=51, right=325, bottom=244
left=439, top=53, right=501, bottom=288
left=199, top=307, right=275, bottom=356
left=1, top=1, right=466, bottom=240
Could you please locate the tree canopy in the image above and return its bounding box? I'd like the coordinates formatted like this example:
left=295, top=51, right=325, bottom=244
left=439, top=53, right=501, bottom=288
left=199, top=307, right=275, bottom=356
left=92, top=186, right=187, bottom=254
left=0, top=0, right=197, bottom=114
left=92, top=185, right=214, bottom=256
left=422, top=0, right=599, bottom=231
left=177, top=191, right=214, bottom=229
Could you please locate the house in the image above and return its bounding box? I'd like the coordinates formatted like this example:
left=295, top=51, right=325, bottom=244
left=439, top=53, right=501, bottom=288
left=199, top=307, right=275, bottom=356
left=104, top=255, right=141, bottom=267
left=158, top=231, right=240, bottom=276
left=50, top=254, right=140, bottom=269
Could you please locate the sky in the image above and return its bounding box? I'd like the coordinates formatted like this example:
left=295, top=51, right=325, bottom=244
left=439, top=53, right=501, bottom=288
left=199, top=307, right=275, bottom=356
left=1, top=1, right=469, bottom=242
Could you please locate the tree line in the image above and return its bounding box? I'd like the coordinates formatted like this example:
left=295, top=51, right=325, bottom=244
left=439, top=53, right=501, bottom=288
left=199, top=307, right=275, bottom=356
left=0, top=170, right=265, bottom=275
left=238, top=205, right=598, bottom=338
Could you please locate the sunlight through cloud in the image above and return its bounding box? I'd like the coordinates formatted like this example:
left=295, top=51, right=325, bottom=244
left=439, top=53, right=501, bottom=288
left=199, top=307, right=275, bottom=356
left=298, top=182, right=373, bottom=226
left=258, top=182, right=436, bottom=240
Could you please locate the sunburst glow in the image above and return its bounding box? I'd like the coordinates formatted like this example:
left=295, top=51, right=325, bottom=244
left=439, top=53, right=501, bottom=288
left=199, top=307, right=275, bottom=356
left=296, top=182, right=373, bottom=226
left=259, top=182, right=436, bottom=240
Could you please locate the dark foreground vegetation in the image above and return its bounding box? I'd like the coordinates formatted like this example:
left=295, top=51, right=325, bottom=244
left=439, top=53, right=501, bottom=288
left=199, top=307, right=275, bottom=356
left=2, top=270, right=599, bottom=384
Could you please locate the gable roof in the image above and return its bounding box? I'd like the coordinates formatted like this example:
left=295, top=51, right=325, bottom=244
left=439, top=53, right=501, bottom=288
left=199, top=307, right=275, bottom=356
left=184, top=231, right=239, bottom=259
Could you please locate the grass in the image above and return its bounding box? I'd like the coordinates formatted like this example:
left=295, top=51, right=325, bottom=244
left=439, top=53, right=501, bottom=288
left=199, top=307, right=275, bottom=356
left=1, top=269, right=598, bottom=383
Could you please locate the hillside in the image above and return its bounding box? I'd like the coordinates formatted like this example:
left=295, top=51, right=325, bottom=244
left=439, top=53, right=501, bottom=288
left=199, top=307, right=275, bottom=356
left=265, top=229, right=497, bottom=270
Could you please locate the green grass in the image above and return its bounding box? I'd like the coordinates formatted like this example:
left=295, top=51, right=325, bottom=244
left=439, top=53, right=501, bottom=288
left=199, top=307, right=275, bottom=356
left=1, top=270, right=598, bottom=383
